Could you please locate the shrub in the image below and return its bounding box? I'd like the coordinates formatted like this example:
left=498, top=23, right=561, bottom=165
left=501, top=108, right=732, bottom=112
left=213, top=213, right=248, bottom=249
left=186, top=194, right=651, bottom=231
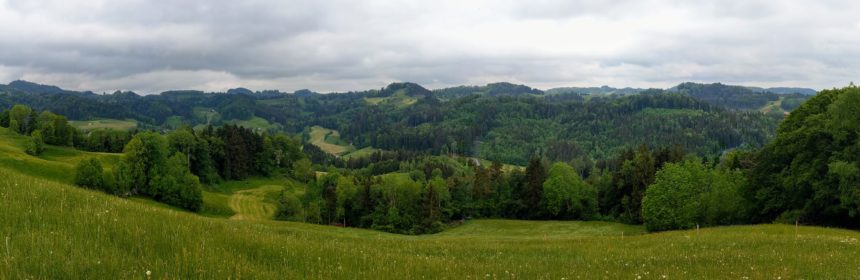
left=74, top=158, right=105, bottom=190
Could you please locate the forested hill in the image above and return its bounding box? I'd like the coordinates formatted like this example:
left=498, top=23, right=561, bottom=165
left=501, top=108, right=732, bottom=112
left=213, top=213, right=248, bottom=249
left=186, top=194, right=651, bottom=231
left=669, top=82, right=814, bottom=111
left=0, top=80, right=809, bottom=164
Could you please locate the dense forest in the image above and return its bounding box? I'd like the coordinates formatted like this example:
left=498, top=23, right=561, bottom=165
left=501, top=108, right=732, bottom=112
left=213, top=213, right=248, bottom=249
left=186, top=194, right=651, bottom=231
left=0, top=80, right=810, bottom=165
left=3, top=80, right=849, bottom=235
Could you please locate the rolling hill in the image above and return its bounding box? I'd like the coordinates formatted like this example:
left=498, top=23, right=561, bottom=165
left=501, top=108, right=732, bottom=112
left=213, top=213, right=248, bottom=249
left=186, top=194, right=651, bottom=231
left=1, top=124, right=859, bottom=278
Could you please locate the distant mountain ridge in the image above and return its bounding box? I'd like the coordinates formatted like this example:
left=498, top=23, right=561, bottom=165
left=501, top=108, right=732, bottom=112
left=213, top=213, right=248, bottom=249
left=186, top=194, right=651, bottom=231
left=0, top=79, right=816, bottom=97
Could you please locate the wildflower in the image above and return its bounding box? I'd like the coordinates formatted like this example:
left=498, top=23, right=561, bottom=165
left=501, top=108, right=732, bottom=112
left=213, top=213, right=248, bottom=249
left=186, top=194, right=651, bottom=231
left=146, top=270, right=151, bottom=276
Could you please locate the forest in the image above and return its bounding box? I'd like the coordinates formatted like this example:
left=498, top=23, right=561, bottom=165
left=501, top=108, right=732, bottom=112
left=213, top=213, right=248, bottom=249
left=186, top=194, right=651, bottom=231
left=1, top=81, right=850, bottom=235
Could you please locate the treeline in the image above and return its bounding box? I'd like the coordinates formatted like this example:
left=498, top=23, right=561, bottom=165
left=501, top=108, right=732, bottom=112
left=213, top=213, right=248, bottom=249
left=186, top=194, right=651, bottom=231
left=0, top=104, right=76, bottom=155
left=278, top=85, right=859, bottom=234
left=0, top=104, right=136, bottom=154
left=72, top=125, right=306, bottom=211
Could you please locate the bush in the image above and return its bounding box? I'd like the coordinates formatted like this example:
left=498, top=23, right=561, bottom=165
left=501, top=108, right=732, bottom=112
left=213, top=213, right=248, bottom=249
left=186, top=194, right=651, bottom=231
left=74, top=158, right=105, bottom=190
left=25, top=130, right=45, bottom=156
left=276, top=191, right=304, bottom=221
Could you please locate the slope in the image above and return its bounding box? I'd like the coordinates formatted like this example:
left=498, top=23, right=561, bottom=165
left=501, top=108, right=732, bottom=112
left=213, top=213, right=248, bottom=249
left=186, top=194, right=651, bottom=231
left=2, top=166, right=860, bottom=278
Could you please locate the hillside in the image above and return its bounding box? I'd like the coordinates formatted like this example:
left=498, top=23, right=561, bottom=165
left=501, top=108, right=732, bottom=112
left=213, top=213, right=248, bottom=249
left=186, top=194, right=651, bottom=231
left=3, top=167, right=860, bottom=278
left=2, top=85, right=860, bottom=278
left=0, top=80, right=796, bottom=165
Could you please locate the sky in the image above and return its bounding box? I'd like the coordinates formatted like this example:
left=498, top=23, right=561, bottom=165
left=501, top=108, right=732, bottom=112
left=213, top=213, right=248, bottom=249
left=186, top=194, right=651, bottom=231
left=0, top=0, right=858, bottom=94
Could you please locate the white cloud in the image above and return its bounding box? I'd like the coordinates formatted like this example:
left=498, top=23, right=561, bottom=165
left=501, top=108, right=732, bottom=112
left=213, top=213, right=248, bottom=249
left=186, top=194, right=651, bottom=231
left=0, top=0, right=857, bottom=93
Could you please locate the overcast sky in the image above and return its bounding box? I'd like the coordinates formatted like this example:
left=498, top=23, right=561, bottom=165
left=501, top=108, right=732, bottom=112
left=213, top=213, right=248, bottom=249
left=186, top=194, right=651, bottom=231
left=0, top=0, right=858, bottom=94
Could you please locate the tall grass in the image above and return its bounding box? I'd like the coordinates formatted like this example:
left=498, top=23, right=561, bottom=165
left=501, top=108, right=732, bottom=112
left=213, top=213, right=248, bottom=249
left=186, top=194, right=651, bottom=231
left=2, top=168, right=860, bottom=279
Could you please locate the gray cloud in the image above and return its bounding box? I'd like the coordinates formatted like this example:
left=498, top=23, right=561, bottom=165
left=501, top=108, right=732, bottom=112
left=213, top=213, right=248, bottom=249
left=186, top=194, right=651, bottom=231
left=0, top=0, right=857, bottom=94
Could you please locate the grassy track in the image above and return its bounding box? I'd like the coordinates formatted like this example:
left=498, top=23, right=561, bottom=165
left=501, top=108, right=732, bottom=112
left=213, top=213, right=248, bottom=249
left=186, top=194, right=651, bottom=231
left=228, top=185, right=281, bottom=220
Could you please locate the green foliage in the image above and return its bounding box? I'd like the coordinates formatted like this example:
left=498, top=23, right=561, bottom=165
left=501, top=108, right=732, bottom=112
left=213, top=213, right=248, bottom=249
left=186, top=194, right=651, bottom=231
left=275, top=191, right=304, bottom=221
left=642, top=159, right=747, bottom=231
left=25, top=130, right=45, bottom=156
left=8, top=104, right=33, bottom=134
left=117, top=132, right=202, bottom=211
left=4, top=167, right=860, bottom=278
left=292, top=158, right=313, bottom=183
left=73, top=158, right=105, bottom=190
left=35, top=111, right=75, bottom=146
left=121, top=131, right=169, bottom=195
left=747, top=86, right=860, bottom=228
left=541, top=162, right=597, bottom=219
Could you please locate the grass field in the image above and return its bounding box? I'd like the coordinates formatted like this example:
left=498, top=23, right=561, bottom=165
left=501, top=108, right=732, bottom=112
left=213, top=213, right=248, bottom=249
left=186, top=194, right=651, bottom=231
left=69, top=119, right=138, bottom=131
left=2, top=169, right=860, bottom=278
left=224, top=117, right=282, bottom=131
left=2, top=126, right=860, bottom=278
left=309, top=126, right=355, bottom=155
left=363, top=89, right=418, bottom=108
left=341, top=147, right=380, bottom=160
left=760, top=96, right=786, bottom=115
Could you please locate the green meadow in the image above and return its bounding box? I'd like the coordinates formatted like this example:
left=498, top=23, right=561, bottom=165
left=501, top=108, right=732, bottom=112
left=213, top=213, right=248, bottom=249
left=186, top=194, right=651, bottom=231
left=69, top=119, right=138, bottom=131
left=1, top=126, right=860, bottom=279
left=308, top=126, right=354, bottom=155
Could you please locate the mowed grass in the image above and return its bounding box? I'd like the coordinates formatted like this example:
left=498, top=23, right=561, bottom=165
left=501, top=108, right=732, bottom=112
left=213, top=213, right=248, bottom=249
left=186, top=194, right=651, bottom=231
left=2, top=169, right=860, bottom=279
left=207, top=176, right=305, bottom=220
left=228, top=185, right=281, bottom=220
left=69, top=119, right=137, bottom=131
left=308, top=126, right=354, bottom=155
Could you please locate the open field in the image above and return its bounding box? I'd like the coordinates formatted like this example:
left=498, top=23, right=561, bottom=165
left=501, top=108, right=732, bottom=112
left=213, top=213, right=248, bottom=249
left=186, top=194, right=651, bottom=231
left=0, top=127, right=121, bottom=184
left=69, top=119, right=138, bottom=131
left=760, top=96, right=786, bottom=114
left=309, top=126, right=355, bottom=155
left=342, top=147, right=380, bottom=160
left=2, top=168, right=860, bottom=278
left=363, top=89, right=418, bottom=108
left=225, top=117, right=282, bottom=131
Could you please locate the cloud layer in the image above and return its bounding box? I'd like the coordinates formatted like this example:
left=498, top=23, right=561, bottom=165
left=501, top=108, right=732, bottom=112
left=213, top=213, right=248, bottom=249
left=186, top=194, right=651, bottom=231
left=0, top=0, right=857, bottom=93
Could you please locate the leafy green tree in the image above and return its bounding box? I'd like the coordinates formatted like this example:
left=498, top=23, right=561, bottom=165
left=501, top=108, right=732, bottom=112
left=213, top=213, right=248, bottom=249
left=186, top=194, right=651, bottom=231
left=276, top=191, right=304, bottom=221
left=9, top=120, right=19, bottom=134
left=0, top=109, right=9, bottom=127
left=25, top=130, right=45, bottom=156
left=541, top=162, right=597, bottom=219
left=642, top=160, right=707, bottom=231
left=292, top=158, right=314, bottom=183
left=74, top=158, right=105, bottom=190
left=156, top=153, right=203, bottom=211
left=36, top=111, right=75, bottom=146
left=642, top=159, right=747, bottom=231
left=335, top=175, right=359, bottom=226
left=112, top=161, right=134, bottom=196
left=747, top=86, right=860, bottom=227
left=167, top=129, right=195, bottom=160
left=121, top=131, right=169, bottom=196
left=8, top=104, right=32, bottom=134
left=523, top=157, right=546, bottom=218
